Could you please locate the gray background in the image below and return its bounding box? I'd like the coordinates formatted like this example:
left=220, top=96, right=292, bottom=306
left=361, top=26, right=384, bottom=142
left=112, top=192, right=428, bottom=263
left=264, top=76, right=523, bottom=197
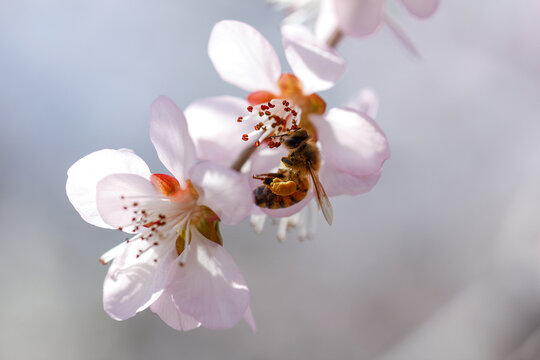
left=2, top=1, right=540, bottom=359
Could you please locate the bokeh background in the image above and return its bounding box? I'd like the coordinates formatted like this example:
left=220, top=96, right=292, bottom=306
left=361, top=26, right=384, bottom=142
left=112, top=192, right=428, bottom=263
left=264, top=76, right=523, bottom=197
left=2, top=1, right=540, bottom=359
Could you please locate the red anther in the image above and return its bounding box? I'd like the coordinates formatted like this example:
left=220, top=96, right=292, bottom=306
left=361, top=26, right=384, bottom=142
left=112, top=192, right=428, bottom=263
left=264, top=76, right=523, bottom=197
left=268, top=101, right=275, bottom=108
left=131, top=217, right=136, bottom=221
left=282, top=100, right=287, bottom=105
left=242, top=134, right=249, bottom=141
left=154, top=259, right=158, bottom=262
left=258, top=111, right=264, bottom=117
left=261, top=105, right=269, bottom=111
left=237, top=117, right=243, bottom=122
left=278, top=126, right=283, bottom=132
left=291, top=110, right=298, bottom=116
left=255, top=140, right=261, bottom=147
left=118, top=227, right=123, bottom=231
left=136, top=254, right=140, bottom=258
left=265, top=111, right=271, bottom=116
left=284, top=107, right=290, bottom=112
left=153, top=242, right=159, bottom=246
left=291, top=124, right=298, bottom=130
left=271, top=123, right=277, bottom=128
left=133, top=202, right=138, bottom=206
left=247, top=106, right=253, bottom=112
left=123, top=206, right=127, bottom=210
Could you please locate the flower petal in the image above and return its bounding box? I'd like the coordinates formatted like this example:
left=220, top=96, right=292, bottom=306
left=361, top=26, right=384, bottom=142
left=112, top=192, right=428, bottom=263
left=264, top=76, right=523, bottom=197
left=248, top=147, right=314, bottom=218
left=281, top=24, right=346, bottom=93
left=400, top=0, right=439, bottom=18
left=150, top=289, right=202, bottom=331
left=313, top=108, right=390, bottom=177
left=103, top=239, right=176, bottom=321
left=334, top=0, right=385, bottom=37
left=319, top=162, right=382, bottom=197
left=345, top=88, right=379, bottom=119
left=314, top=0, right=340, bottom=43
left=185, top=96, right=252, bottom=165
left=150, top=96, right=196, bottom=187
left=169, top=232, right=250, bottom=329
left=190, top=161, right=252, bottom=225
left=208, top=20, right=281, bottom=93
left=96, top=173, right=160, bottom=230
left=243, top=306, right=257, bottom=333
left=66, top=149, right=151, bottom=229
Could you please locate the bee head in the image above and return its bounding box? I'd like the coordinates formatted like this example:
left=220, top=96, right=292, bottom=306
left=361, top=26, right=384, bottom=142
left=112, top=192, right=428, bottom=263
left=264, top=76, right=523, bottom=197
left=282, top=129, right=309, bottom=149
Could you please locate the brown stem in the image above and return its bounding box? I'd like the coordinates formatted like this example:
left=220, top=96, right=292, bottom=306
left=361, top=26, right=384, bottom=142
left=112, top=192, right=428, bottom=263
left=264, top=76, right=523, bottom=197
left=231, top=145, right=257, bottom=172
left=326, top=28, right=343, bottom=48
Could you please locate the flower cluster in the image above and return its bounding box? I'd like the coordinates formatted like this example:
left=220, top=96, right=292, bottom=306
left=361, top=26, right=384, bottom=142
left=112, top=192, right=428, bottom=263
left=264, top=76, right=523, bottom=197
left=66, top=1, right=437, bottom=331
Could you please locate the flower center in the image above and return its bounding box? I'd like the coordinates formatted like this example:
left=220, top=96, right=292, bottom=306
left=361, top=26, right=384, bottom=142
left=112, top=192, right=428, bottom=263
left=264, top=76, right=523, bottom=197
left=246, top=73, right=326, bottom=140
left=99, top=175, right=222, bottom=265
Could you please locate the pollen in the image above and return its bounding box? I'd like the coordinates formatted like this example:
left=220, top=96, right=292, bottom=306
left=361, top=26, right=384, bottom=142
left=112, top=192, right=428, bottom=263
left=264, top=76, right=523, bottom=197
left=236, top=98, right=302, bottom=148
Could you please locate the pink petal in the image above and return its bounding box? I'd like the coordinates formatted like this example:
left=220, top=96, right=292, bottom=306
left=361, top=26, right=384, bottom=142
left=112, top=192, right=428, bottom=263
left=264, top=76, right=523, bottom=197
left=190, top=161, right=253, bottom=225
left=66, top=149, right=151, bottom=229
left=334, top=0, right=385, bottom=37
left=150, top=289, right=202, bottom=331
left=281, top=24, right=346, bottom=93
left=208, top=20, right=281, bottom=93
left=345, top=88, right=379, bottom=119
left=185, top=96, right=252, bottom=165
left=150, top=96, right=196, bottom=187
left=313, top=108, right=390, bottom=177
left=103, top=239, right=176, bottom=321
left=248, top=147, right=313, bottom=218
left=243, top=306, right=257, bottom=333
left=400, top=0, right=439, bottom=18
left=314, top=0, right=340, bottom=43
left=168, top=232, right=250, bottom=329
left=96, top=173, right=160, bottom=230
left=319, top=162, right=382, bottom=197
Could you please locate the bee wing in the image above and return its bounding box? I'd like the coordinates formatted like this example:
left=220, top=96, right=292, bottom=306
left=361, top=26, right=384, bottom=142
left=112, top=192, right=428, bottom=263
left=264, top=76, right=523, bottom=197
left=307, top=163, right=333, bottom=225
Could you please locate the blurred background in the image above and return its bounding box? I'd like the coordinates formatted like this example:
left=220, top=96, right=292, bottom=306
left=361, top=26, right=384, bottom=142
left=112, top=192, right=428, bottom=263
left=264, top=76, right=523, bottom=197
left=1, top=0, right=540, bottom=359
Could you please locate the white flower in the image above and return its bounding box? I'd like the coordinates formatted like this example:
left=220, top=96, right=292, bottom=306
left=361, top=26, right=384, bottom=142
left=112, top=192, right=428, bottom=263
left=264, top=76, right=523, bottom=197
left=66, top=96, right=255, bottom=331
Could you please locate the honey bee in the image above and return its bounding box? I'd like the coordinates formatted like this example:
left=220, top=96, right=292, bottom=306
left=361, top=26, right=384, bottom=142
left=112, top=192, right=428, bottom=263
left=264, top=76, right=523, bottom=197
left=252, top=128, right=333, bottom=225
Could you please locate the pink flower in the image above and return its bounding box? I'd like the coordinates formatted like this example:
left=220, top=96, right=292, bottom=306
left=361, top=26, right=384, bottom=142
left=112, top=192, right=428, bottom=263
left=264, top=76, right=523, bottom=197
left=66, top=96, right=255, bottom=331
left=186, top=20, right=389, bottom=222
left=316, top=0, right=439, bottom=40
left=272, top=0, right=439, bottom=54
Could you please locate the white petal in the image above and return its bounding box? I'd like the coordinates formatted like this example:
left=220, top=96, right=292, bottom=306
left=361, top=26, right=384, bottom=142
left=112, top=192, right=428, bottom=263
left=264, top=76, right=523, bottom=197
left=66, top=149, right=151, bottom=229
left=334, top=0, right=385, bottom=37
left=150, top=96, right=196, bottom=187
left=319, top=162, right=382, bottom=197
left=400, top=0, right=439, bottom=18
left=150, top=289, right=202, bottom=331
left=314, top=0, right=340, bottom=43
left=282, top=24, right=346, bottom=93
left=185, top=96, right=252, bottom=165
left=345, top=88, right=379, bottom=119
left=190, top=161, right=253, bottom=225
left=103, top=239, right=176, bottom=321
left=169, top=232, right=250, bottom=329
left=313, top=108, right=390, bottom=177
left=96, top=173, right=161, bottom=230
left=243, top=307, right=257, bottom=333
left=208, top=20, right=281, bottom=93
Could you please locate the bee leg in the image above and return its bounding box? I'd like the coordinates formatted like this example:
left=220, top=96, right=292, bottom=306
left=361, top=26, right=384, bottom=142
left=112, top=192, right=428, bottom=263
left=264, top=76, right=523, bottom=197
left=252, top=172, right=285, bottom=181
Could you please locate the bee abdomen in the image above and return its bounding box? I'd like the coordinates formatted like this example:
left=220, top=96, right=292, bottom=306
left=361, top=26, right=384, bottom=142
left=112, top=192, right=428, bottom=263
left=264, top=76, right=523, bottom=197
left=254, top=185, right=307, bottom=209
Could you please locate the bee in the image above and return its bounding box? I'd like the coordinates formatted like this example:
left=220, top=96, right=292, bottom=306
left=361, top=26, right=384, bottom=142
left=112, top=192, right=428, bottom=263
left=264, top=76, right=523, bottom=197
left=252, top=128, right=333, bottom=225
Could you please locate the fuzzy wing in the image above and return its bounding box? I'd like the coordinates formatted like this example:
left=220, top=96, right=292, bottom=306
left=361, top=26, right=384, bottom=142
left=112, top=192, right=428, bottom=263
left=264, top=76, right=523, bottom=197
left=307, top=164, right=333, bottom=225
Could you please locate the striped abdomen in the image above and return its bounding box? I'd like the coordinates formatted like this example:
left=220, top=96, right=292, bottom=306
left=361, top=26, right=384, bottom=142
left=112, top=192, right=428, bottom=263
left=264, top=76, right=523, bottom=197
left=253, top=185, right=308, bottom=209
